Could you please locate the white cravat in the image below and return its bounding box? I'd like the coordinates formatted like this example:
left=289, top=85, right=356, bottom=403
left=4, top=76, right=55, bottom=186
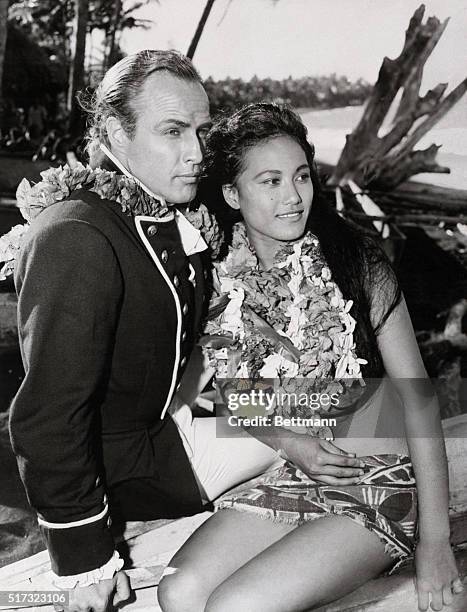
left=99, top=144, right=208, bottom=256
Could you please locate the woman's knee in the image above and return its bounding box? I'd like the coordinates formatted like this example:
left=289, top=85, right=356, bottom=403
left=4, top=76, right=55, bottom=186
left=157, top=569, right=208, bottom=612
left=204, top=585, right=258, bottom=612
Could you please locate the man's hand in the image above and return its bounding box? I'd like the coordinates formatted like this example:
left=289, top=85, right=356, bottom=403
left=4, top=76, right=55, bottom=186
left=284, top=435, right=365, bottom=484
left=415, top=539, right=463, bottom=611
left=56, top=570, right=131, bottom=612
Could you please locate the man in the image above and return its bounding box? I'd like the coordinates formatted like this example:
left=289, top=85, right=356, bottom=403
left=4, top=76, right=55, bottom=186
left=9, top=50, right=213, bottom=611
left=9, top=49, right=364, bottom=611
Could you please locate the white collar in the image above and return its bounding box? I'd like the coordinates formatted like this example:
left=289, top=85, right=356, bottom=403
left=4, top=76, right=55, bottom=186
left=100, top=143, right=167, bottom=204
left=99, top=144, right=207, bottom=256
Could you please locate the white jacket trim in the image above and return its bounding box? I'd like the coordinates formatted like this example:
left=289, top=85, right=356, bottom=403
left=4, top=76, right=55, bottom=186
left=134, top=215, right=182, bottom=420
left=37, top=504, right=108, bottom=529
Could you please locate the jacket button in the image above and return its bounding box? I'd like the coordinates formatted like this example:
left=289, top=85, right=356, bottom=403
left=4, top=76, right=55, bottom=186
left=161, top=250, right=168, bottom=263
left=182, top=303, right=188, bottom=315
left=181, top=331, right=187, bottom=341
left=148, top=225, right=158, bottom=237
left=173, top=275, right=179, bottom=288
left=107, top=516, right=112, bottom=528
left=180, top=356, right=187, bottom=368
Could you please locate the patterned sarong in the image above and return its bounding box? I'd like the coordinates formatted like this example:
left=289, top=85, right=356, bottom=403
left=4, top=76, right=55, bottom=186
left=216, top=454, right=417, bottom=573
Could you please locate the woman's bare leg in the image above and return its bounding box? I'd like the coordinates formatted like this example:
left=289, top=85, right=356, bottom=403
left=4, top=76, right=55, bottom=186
left=205, top=514, right=393, bottom=612
left=157, top=509, right=295, bottom=612
left=158, top=509, right=393, bottom=612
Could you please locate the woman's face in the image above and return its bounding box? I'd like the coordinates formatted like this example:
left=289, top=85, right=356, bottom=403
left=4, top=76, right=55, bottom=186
left=224, top=135, right=314, bottom=246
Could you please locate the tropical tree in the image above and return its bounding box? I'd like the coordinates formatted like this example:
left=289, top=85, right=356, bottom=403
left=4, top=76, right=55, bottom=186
left=6, top=0, right=156, bottom=140
left=8, top=0, right=155, bottom=58
left=187, top=0, right=216, bottom=60
left=0, top=0, right=11, bottom=114
left=68, top=0, right=89, bottom=136
left=187, top=0, right=281, bottom=60
left=88, top=1, right=155, bottom=70
left=2, top=24, right=67, bottom=104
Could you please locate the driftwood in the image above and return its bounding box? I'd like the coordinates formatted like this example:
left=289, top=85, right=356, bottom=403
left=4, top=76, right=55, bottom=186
left=329, top=4, right=467, bottom=191
left=421, top=300, right=467, bottom=359
left=375, top=182, right=467, bottom=214
left=319, top=164, right=467, bottom=218
left=420, top=300, right=467, bottom=417
left=345, top=211, right=467, bottom=227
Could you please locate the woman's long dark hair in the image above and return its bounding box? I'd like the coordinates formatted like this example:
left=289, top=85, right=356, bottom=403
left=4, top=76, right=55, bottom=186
left=200, top=103, right=401, bottom=377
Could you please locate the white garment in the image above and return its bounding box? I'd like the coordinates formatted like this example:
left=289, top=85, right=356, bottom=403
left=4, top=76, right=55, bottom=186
left=53, top=551, right=123, bottom=589
left=168, top=399, right=283, bottom=502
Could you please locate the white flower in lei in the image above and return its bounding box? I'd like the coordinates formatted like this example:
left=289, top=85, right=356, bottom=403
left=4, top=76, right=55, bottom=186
left=0, top=163, right=223, bottom=279
left=202, top=222, right=368, bottom=413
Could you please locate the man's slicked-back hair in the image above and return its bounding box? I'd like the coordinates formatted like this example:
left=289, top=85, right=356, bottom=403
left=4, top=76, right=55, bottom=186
left=80, top=49, right=202, bottom=164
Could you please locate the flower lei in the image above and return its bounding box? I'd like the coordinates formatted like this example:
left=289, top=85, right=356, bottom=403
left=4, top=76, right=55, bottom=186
left=0, top=163, right=223, bottom=280
left=202, top=223, right=367, bottom=415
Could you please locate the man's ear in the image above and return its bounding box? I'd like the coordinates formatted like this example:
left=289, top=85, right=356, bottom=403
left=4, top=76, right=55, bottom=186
left=105, top=116, right=129, bottom=152
left=222, top=184, right=240, bottom=210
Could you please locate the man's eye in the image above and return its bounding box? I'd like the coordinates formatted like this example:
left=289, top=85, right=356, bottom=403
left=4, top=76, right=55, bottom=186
left=166, top=128, right=180, bottom=136
left=264, top=178, right=281, bottom=185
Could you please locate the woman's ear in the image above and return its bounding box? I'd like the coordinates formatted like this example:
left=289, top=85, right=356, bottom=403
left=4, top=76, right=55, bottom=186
left=222, top=184, right=240, bottom=210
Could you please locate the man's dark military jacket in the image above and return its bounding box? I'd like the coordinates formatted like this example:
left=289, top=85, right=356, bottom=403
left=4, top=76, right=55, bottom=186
left=10, top=187, right=206, bottom=576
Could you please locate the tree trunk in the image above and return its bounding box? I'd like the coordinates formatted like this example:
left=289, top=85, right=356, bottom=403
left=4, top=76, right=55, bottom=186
left=187, top=0, right=216, bottom=60
left=104, top=0, right=122, bottom=70
left=67, top=0, right=89, bottom=140
left=0, top=0, right=9, bottom=117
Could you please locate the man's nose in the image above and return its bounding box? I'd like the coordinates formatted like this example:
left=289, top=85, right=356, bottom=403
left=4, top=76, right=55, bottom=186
left=183, top=132, right=203, bottom=165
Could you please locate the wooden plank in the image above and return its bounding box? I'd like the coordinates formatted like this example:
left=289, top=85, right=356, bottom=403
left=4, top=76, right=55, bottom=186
left=122, top=512, right=211, bottom=574
left=451, top=513, right=467, bottom=547
left=443, top=416, right=467, bottom=514
left=314, top=546, right=467, bottom=612
left=0, top=512, right=212, bottom=591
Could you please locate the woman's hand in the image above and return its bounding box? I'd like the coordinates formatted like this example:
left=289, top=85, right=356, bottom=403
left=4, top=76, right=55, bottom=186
left=415, top=538, right=463, bottom=611
left=283, top=435, right=365, bottom=485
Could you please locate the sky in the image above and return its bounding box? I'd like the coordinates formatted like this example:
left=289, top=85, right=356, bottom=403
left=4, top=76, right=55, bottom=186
left=118, top=0, right=467, bottom=90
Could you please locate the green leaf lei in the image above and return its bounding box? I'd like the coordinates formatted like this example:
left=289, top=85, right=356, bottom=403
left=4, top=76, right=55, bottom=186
left=0, top=163, right=223, bottom=280
left=201, top=222, right=368, bottom=413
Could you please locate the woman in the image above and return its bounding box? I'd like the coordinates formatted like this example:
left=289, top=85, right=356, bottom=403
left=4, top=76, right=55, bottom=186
left=158, top=103, right=461, bottom=612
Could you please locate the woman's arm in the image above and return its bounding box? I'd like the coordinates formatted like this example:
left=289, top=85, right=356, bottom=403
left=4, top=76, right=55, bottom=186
left=178, top=347, right=365, bottom=484
left=215, top=378, right=365, bottom=485
left=376, top=297, right=462, bottom=611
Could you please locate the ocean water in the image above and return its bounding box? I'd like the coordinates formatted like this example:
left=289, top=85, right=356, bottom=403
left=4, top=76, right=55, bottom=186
left=300, top=101, right=467, bottom=189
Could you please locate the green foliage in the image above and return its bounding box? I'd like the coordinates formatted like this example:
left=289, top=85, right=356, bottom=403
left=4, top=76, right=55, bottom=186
left=205, top=74, right=372, bottom=116
left=3, top=24, right=67, bottom=104
left=88, top=1, right=157, bottom=31
left=7, top=0, right=157, bottom=57
left=4, top=0, right=157, bottom=103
